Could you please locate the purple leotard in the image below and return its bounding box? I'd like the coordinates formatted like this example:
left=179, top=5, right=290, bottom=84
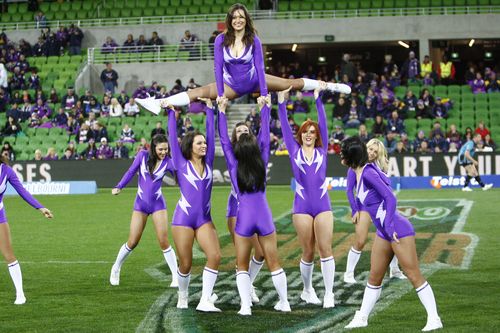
left=0, top=163, right=44, bottom=223
left=226, top=189, right=238, bottom=218
left=278, top=98, right=331, bottom=217
left=219, top=104, right=275, bottom=237
left=115, top=150, right=174, bottom=215
left=214, top=34, right=267, bottom=97
left=353, top=164, right=415, bottom=242
left=346, top=162, right=390, bottom=217
left=168, top=106, right=215, bottom=230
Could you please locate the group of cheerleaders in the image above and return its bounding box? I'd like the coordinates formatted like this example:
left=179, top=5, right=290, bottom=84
left=0, top=3, right=442, bottom=331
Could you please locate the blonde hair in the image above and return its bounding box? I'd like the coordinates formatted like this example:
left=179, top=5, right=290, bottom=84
left=366, top=138, right=388, bottom=173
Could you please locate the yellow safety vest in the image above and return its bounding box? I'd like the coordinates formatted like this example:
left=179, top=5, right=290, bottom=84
left=440, top=62, right=452, bottom=78
left=421, top=61, right=433, bottom=77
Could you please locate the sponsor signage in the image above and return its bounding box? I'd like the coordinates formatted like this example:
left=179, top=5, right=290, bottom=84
left=9, top=152, right=499, bottom=187
left=5, top=181, right=97, bottom=196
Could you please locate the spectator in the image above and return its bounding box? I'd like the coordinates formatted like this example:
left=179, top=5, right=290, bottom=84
left=27, top=69, right=40, bottom=90
left=430, top=131, right=448, bottom=153
left=10, top=66, right=26, bottom=90
left=358, top=123, right=372, bottom=143
left=483, top=133, right=496, bottom=151
left=32, top=37, right=47, bottom=57
left=420, top=55, right=433, bottom=79
left=180, top=117, right=195, bottom=137
left=287, top=116, right=299, bottom=136
left=34, top=11, right=47, bottom=28
left=179, top=30, right=199, bottom=60
left=327, top=137, right=337, bottom=155
left=446, top=124, right=462, bottom=150
left=401, top=51, right=420, bottom=83
left=270, top=119, right=283, bottom=139
left=77, top=123, right=91, bottom=143
left=419, top=88, right=434, bottom=108
left=416, top=140, right=431, bottom=154
left=33, top=149, right=43, bottom=161
left=100, top=63, right=119, bottom=94
left=384, top=129, right=398, bottom=154
left=463, top=127, right=473, bottom=144
left=53, top=107, right=68, bottom=127
left=403, top=90, right=418, bottom=115
left=149, top=31, right=164, bottom=46
left=20, top=101, right=33, bottom=121
left=475, top=120, right=490, bottom=140
left=68, top=24, right=84, bottom=55
left=429, top=121, right=444, bottom=139
left=56, top=26, right=68, bottom=49
left=93, top=122, right=109, bottom=142
left=438, top=55, right=455, bottom=85
left=333, top=97, right=348, bottom=120
left=388, top=97, right=408, bottom=119
left=61, top=87, right=78, bottom=111
left=124, top=98, right=140, bottom=117
left=471, top=72, right=486, bottom=94
left=31, top=98, right=52, bottom=120
left=186, top=78, right=201, bottom=90
left=431, top=97, right=448, bottom=119
left=46, top=32, right=61, bottom=56
left=148, top=81, right=160, bottom=97
left=340, top=53, right=357, bottom=83
left=61, top=148, right=77, bottom=160
left=415, top=99, right=428, bottom=119
left=292, top=91, right=309, bottom=113
left=400, top=132, right=411, bottom=151
left=372, top=114, right=387, bottom=138
left=97, top=137, right=114, bottom=159
left=7, top=103, right=21, bottom=123
left=133, top=81, right=149, bottom=99
left=82, top=138, right=98, bottom=160
left=387, top=111, right=405, bottom=134
left=343, top=99, right=363, bottom=128
left=382, top=54, right=397, bottom=77
left=15, top=54, right=29, bottom=74
left=353, top=75, right=368, bottom=96
left=395, top=141, right=408, bottom=154
left=331, top=124, right=345, bottom=142
left=120, top=123, right=135, bottom=143
left=1, top=142, right=15, bottom=161
left=102, top=36, right=118, bottom=54
left=66, top=115, right=79, bottom=135
left=114, top=141, right=130, bottom=159
left=2, top=116, right=21, bottom=136
left=123, top=34, right=136, bottom=53
left=117, top=90, right=130, bottom=107
left=245, top=106, right=260, bottom=135
left=98, top=95, right=110, bottom=117
left=170, top=79, right=184, bottom=95
left=86, top=97, right=100, bottom=115
left=44, top=147, right=58, bottom=160
left=360, top=97, right=376, bottom=119
left=138, top=137, right=150, bottom=151
left=151, top=121, right=166, bottom=138
left=109, top=97, right=123, bottom=117
left=485, top=72, right=500, bottom=93
left=464, top=65, right=476, bottom=85
left=422, top=73, right=434, bottom=86
left=136, top=34, right=148, bottom=52
left=412, top=130, right=428, bottom=152
left=208, top=30, right=219, bottom=54
left=49, top=88, right=59, bottom=104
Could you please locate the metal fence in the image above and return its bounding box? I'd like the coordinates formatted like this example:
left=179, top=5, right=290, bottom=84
left=87, top=42, right=214, bottom=64
left=1, top=6, right=499, bottom=31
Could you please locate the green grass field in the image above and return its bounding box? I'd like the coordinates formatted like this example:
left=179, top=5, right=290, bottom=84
left=0, top=186, right=499, bottom=332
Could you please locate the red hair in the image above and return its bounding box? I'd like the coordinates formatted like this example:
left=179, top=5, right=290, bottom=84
left=296, top=120, right=323, bottom=148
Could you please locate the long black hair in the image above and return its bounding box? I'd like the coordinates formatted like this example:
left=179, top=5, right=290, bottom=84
left=181, top=130, right=206, bottom=163
left=223, top=3, right=256, bottom=48
left=234, top=133, right=265, bottom=193
left=148, top=134, right=169, bottom=174
left=340, top=136, right=368, bottom=169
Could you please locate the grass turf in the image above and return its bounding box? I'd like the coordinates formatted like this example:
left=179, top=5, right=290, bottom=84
left=0, top=186, right=499, bottom=332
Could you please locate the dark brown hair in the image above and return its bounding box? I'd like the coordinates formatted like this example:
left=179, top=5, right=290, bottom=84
left=231, top=121, right=253, bottom=146
left=223, top=3, right=256, bottom=48
left=181, top=131, right=206, bottom=163
left=148, top=134, right=169, bottom=174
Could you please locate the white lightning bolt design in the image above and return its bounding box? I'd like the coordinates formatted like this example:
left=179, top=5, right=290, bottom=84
left=178, top=192, right=191, bottom=215
left=376, top=201, right=386, bottom=226
left=183, top=164, right=199, bottom=190
left=154, top=163, right=168, bottom=182
left=137, top=184, right=143, bottom=199
left=155, top=188, right=162, bottom=200
left=0, top=174, right=7, bottom=194
left=295, top=181, right=305, bottom=200
left=140, top=159, right=148, bottom=181
left=357, top=181, right=369, bottom=204
left=294, top=152, right=306, bottom=174
left=205, top=201, right=211, bottom=215
left=205, top=165, right=212, bottom=189
left=320, top=178, right=329, bottom=199
left=313, top=150, right=323, bottom=174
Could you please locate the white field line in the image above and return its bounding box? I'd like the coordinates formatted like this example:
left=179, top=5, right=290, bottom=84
left=21, top=260, right=114, bottom=264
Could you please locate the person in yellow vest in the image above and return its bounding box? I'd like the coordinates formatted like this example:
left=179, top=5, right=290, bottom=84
left=420, top=55, right=433, bottom=78
left=437, top=55, right=455, bottom=85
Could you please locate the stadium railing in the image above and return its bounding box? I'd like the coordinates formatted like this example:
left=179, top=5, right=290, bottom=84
left=87, top=43, right=213, bottom=64
left=1, top=6, right=500, bottom=31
